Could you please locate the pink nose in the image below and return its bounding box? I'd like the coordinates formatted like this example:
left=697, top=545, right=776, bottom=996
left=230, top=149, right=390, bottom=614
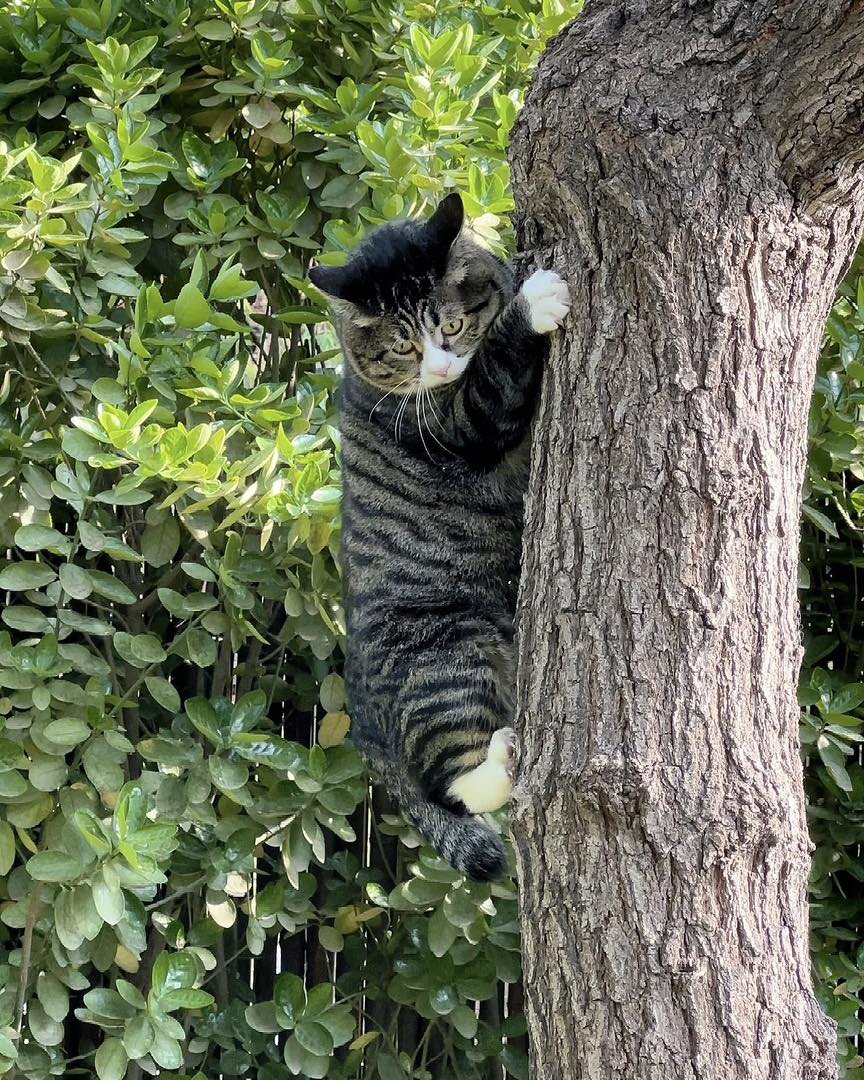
left=429, top=360, right=450, bottom=376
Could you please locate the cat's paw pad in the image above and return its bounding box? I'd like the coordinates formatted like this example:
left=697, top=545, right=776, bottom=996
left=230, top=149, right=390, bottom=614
left=520, top=270, right=570, bottom=334
left=488, top=726, right=518, bottom=782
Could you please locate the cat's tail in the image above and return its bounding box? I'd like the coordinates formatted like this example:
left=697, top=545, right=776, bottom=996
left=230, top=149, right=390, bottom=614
left=390, top=774, right=508, bottom=881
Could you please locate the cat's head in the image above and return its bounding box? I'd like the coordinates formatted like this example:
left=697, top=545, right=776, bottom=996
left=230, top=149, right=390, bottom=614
left=309, top=193, right=513, bottom=393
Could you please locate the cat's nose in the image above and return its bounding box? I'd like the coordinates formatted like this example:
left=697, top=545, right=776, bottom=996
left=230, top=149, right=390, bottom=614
left=422, top=339, right=454, bottom=384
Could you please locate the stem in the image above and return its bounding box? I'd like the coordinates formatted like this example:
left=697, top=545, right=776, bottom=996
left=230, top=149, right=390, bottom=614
left=14, top=882, right=44, bottom=1034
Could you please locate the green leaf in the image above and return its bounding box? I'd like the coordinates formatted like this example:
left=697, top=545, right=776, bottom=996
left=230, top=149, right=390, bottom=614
left=54, top=889, right=84, bottom=951
left=14, top=524, right=71, bottom=554
left=2, top=606, right=52, bottom=632
left=84, top=988, right=138, bottom=1020
left=113, top=632, right=167, bottom=667
left=88, top=570, right=137, bottom=604
left=428, top=905, right=459, bottom=957
left=44, top=718, right=91, bottom=745
left=27, top=1001, right=63, bottom=1046
left=144, top=676, right=181, bottom=712
left=443, top=889, right=479, bottom=928
left=62, top=428, right=103, bottom=462
left=0, top=561, right=56, bottom=590
left=450, top=1004, right=477, bottom=1039
left=318, top=925, right=344, bottom=952
left=818, top=739, right=853, bottom=792
left=209, top=755, right=249, bottom=790
left=376, top=1054, right=408, bottom=1080
left=174, top=284, right=213, bottom=329
left=123, top=1015, right=154, bottom=1060
left=802, top=503, right=839, bottom=538
left=501, top=1046, right=530, bottom=1080
left=319, top=673, right=345, bottom=712
left=92, top=872, right=126, bottom=925
left=92, top=378, right=128, bottom=405
left=27, top=851, right=83, bottom=882
left=210, top=260, right=257, bottom=301
left=186, top=698, right=221, bottom=743
left=149, top=1032, right=183, bottom=1070
left=0, top=821, right=15, bottom=876
left=95, top=1038, right=128, bottom=1080
left=152, top=951, right=199, bottom=997
left=831, top=683, right=864, bottom=714
left=274, top=973, right=306, bottom=1024
left=59, top=563, right=93, bottom=599
left=319, top=174, right=367, bottom=209
left=159, top=988, right=215, bottom=1010
left=37, top=973, right=70, bottom=1022
left=116, top=981, right=146, bottom=1010
left=184, top=628, right=218, bottom=667
left=141, top=518, right=180, bottom=567
left=295, top=1020, right=333, bottom=1056
left=70, top=883, right=103, bottom=940
left=246, top=1001, right=282, bottom=1033
left=197, top=18, right=233, bottom=40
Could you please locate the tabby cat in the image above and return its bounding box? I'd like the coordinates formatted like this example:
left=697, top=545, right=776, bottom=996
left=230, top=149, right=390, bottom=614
left=309, top=193, right=569, bottom=880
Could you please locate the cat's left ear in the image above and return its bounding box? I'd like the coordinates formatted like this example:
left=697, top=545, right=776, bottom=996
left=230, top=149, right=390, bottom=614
left=308, top=264, right=353, bottom=302
left=426, top=192, right=464, bottom=250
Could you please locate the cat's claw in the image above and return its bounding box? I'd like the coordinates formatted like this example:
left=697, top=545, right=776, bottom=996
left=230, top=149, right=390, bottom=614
left=520, top=270, right=571, bottom=334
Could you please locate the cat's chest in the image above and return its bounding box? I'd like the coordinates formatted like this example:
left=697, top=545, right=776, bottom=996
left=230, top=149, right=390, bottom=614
left=419, top=439, right=529, bottom=510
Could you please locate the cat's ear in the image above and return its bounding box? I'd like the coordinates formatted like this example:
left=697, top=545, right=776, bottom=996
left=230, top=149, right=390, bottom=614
left=308, top=264, right=354, bottom=302
left=426, top=192, right=464, bottom=250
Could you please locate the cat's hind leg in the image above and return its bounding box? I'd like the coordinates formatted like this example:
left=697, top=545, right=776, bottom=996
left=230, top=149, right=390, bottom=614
left=447, top=726, right=518, bottom=814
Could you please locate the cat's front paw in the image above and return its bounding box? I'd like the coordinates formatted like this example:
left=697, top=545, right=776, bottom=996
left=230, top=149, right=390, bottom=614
left=488, top=726, right=518, bottom=784
left=520, top=270, right=571, bottom=335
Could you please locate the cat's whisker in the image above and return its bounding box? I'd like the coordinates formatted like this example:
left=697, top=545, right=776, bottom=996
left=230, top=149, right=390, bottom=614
left=415, top=390, right=435, bottom=463
left=424, top=389, right=448, bottom=431
left=421, top=389, right=453, bottom=456
left=392, top=394, right=406, bottom=442
left=369, top=376, right=415, bottom=420
left=394, top=383, right=418, bottom=444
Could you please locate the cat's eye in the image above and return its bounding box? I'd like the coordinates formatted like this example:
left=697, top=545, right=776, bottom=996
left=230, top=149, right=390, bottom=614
left=392, top=339, right=416, bottom=355
left=441, top=317, right=465, bottom=336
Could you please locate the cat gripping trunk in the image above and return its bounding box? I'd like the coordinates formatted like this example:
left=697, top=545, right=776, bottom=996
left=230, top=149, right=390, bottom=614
left=313, top=192, right=570, bottom=878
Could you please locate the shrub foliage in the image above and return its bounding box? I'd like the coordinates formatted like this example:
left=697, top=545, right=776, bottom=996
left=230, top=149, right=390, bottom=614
left=802, top=246, right=864, bottom=1078
left=0, top=1, right=860, bottom=1079
left=0, top=2, right=578, bottom=1079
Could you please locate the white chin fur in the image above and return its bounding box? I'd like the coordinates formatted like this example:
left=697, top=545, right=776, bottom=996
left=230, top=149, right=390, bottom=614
left=420, top=368, right=461, bottom=389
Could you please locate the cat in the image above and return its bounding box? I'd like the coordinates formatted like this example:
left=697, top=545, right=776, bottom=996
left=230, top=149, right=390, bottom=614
left=309, top=192, right=569, bottom=880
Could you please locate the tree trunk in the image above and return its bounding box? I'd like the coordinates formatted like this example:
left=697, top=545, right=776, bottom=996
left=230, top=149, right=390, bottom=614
left=510, top=3, right=864, bottom=1079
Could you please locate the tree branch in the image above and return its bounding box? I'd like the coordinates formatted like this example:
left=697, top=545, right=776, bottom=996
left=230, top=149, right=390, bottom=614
left=757, top=0, right=864, bottom=207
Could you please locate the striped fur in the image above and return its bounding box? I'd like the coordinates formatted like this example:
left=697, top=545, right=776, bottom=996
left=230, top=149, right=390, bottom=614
left=310, top=194, right=569, bottom=880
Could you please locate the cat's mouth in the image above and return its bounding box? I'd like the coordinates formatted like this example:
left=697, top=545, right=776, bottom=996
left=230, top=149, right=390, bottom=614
left=420, top=368, right=460, bottom=389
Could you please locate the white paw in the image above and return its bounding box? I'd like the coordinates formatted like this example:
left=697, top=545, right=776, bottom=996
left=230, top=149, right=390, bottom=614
left=520, top=270, right=570, bottom=335
left=447, top=728, right=518, bottom=814
left=487, top=727, right=517, bottom=782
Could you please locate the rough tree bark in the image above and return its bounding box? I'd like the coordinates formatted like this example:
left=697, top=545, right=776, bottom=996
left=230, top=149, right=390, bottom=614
left=510, top=3, right=864, bottom=1079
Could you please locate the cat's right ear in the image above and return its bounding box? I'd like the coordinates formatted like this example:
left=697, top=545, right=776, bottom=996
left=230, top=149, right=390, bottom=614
left=308, top=264, right=353, bottom=302
left=426, top=192, right=464, bottom=251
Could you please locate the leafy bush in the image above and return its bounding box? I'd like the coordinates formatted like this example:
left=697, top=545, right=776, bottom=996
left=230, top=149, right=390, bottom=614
left=801, top=245, right=864, bottom=1079
left=0, top=2, right=579, bottom=1079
